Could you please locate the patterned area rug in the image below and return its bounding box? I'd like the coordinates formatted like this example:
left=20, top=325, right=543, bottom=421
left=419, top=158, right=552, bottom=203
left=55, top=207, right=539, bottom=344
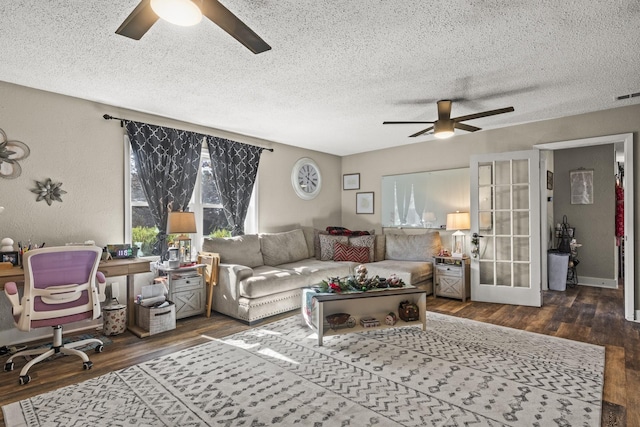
left=3, top=312, right=604, bottom=426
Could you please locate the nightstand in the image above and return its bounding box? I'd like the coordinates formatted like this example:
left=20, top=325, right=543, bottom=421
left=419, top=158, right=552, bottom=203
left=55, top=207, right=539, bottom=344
left=157, top=264, right=206, bottom=319
left=433, top=256, right=470, bottom=302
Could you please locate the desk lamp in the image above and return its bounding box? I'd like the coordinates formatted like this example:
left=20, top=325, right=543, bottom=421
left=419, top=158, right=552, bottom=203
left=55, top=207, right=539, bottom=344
left=167, top=211, right=197, bottom=265
left=446, top=211, right=470, bottom=258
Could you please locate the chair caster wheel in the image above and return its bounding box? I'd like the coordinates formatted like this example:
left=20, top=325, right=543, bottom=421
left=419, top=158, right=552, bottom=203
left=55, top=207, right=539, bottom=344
left=4, top=362, right=14, bottom=372
left=95, top=345, right=104, bottom=353
left=19, top=375, right=31, bottom=385
left=83, top=361, right=93, bottom=370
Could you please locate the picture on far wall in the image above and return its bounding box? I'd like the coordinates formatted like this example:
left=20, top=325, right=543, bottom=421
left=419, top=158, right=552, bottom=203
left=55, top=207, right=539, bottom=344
left=343, top=173, right=360, bottom=190
left=570, top=169, right=594, bottom=204
left=547, top=170, right=554, bottom=190
left=356, top=192, right=374, bottom=214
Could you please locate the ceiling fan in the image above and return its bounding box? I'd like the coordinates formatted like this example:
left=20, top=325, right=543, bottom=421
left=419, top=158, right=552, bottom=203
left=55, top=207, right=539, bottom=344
left=115, top=0, right=271, bottom=54
left=383, top=99, right=514, bottom=139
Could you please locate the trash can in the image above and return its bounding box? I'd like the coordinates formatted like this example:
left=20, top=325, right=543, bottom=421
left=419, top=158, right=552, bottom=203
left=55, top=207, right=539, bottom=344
left=103, top=302, right=127, bottom=335
left=548, top=251, right=569, bottom=291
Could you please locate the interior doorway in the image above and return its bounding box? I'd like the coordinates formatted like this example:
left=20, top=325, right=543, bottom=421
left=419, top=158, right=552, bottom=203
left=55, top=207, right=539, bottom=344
left=534, top=133, right=635, bottom=321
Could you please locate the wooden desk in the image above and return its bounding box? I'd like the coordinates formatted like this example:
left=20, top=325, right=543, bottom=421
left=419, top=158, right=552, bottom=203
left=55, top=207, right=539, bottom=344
left=0, top=258, right=152, bottom=338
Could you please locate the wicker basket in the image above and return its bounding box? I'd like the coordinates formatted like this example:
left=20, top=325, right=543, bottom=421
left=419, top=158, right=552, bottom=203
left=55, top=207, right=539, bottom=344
left=136, top=301, right=176, bottom=335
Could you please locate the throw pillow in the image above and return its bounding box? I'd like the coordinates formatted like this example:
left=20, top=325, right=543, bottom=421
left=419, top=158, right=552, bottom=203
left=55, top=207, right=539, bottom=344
left=348, top=235, right=375, bottom=262
left=202, top=235, right=264, bottom=268
left=384, top=231, right=442, bottom=261
left=318, top=234, right=348, bottom=261
left=313, top=229, right=328, bottom=260
left=333, top=242, right=370, bottom=263
left=260, top=229, right=309, bottom=266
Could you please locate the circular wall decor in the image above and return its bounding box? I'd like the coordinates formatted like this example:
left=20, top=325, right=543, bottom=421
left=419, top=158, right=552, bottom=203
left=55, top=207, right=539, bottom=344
left=291, top=157, right=321, bottom=200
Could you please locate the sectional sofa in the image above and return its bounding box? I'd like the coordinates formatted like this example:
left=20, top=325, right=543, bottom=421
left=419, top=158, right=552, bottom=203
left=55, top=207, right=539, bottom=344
left=202, top=228, right=442, bottom=324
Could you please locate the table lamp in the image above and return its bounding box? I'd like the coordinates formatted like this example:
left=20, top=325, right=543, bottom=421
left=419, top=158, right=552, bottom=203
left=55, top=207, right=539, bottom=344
left=167, top=211, right=197, bottom=265
left=446, top=211, right=470, bottom=258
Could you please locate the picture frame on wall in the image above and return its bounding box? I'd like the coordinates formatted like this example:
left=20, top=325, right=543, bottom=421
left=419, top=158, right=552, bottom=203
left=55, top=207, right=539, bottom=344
left=570, top=169, right=594, bottom=204
left=343, top=173, right=360, bottom=190
left=547, top=170, right=554, bottom=190
left=1, top=251, right=19, bottom=266
left=356, top=192, right=374, bottom=214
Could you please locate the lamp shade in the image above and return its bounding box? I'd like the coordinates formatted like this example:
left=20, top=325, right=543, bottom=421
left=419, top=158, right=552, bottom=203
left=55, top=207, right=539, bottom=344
left=167, top=211, right=197, bottom=234
left=446, top=212, right=470, bottom=231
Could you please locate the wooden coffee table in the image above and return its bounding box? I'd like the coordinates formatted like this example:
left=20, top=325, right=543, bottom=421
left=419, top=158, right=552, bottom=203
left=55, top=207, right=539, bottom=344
left=302, top=287, right=427, bottom=346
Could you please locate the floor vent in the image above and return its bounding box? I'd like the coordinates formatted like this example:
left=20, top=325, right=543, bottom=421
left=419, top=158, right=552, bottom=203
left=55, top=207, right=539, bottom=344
left=616, top=92, right=640, bottom=100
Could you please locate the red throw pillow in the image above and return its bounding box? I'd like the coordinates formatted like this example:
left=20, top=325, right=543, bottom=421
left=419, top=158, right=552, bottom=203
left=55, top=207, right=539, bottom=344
left=333, top=242, right=370, bottom=263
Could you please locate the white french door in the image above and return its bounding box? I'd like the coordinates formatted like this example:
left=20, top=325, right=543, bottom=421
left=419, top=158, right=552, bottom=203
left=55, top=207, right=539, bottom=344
left=470, top=150, right=541, bottom=306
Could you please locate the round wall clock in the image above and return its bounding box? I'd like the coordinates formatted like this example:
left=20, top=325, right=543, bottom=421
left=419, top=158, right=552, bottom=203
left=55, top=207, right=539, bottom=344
left=291, top=157, right=322, bottom=200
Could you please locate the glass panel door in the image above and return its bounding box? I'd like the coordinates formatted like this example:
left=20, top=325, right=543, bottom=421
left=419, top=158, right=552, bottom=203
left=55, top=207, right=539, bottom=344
left=471, top=150, right=541, bottom=306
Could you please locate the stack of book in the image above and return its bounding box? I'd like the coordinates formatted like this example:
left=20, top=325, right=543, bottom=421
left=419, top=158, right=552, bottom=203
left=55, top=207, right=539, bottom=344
left=360, top=316, right=380, bottom=328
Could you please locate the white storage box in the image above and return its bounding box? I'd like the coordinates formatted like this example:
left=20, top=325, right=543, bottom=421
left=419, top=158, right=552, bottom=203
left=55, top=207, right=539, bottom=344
left=136, top=301, right=176, bottom=335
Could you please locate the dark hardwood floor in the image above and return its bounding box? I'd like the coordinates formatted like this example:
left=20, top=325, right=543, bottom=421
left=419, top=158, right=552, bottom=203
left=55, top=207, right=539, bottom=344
left=0, top=284, right=636, bottom=426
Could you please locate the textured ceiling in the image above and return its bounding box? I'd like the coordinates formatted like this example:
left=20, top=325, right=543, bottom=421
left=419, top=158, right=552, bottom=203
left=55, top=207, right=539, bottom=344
left=1, top=1, right=639, bottom=156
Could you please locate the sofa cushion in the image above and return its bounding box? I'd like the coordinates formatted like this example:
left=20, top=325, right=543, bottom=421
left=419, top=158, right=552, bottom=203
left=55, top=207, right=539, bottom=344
left=301, top=226, right=316, bottom=258
left=277, top=259, right=354, bottom=284
left=202, top=235, right=264, bottom=268
left=260, top=229, right=309, bottom=266
left=313, top=228, right=328, bottom=259
left=364, top=260, right=433, bottom=286
left=348, top=235, right=375, bottom=262
left=374, top=234, right=386, bottom=262
left=238, top=265, right=303, bottom=299
left=333, top=242, right=369, bottom=263
left=318, top=234, right=348, bottom=261
left=385, top=232, right=442, bottom=262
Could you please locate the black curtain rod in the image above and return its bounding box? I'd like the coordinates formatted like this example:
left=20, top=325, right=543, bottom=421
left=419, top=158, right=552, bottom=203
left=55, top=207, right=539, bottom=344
left=102, top=114, right=274, bottom=152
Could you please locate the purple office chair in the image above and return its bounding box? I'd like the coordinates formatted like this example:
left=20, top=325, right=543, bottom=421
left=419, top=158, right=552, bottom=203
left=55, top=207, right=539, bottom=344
left=3, top=246, right=106, bottom=385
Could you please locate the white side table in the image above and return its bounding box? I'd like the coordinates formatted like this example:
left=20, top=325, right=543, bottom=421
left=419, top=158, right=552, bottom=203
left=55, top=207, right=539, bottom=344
left=156, top=264, right=205, bottom=319
left=433, top=256, right=470, bottom=302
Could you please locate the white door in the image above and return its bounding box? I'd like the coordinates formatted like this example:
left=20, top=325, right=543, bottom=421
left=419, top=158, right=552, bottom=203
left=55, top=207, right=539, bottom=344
left=470, top=150, right=541, bottom=306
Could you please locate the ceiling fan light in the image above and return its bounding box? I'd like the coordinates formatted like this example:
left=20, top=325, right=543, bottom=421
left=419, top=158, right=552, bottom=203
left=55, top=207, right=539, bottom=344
left=150, top=0, right=202, bottom=27
left=434, top=120, right=455, bottom=139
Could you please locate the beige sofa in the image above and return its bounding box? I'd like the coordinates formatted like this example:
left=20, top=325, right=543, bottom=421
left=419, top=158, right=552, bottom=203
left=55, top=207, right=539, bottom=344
left=202, top=228, right=442, bottom=324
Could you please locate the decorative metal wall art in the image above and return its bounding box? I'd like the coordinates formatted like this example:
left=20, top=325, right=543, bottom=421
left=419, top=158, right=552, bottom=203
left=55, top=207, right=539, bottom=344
left=0, top=128, right=30, bottom=179
left=31, top=178, right=67, bottom=205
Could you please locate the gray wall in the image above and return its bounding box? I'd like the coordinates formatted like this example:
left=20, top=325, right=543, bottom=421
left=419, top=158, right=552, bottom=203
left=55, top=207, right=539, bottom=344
left=553, top=145, right=615, bottom=283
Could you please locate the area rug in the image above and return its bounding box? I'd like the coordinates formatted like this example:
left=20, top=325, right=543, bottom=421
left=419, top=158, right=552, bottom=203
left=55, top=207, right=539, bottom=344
left=3, top=312, right=604, bottom=426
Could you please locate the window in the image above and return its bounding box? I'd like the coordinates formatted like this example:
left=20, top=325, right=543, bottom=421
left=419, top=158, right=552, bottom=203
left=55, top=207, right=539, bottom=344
left=125, top=139, right=258, bottom=256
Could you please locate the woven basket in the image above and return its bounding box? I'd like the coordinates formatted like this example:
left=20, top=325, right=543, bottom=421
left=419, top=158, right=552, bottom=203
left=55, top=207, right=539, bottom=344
left=136, top=301, right=176, bottom=335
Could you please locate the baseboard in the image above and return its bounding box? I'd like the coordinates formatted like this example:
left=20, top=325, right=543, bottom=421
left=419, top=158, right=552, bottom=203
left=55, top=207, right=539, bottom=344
left=577, top=276, right=617, bottom=289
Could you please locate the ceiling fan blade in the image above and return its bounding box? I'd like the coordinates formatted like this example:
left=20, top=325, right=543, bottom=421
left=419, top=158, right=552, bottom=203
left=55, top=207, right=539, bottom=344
left=409, top=126, right=434, bottom=138
left=455, top=122, right=481, bottom=132
left=383, top=121, right=435, bottom=124
left=115, top=0, right=159, bottom=40
left=201, top=0, right=271, bottom=54
left=437, top=100, right=452, bottom=121
left=453, top=107, right=515, bottom=123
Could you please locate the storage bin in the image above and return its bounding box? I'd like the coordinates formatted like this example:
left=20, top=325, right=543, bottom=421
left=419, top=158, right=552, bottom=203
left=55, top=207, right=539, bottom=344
left=136, top=301, right=176, bottom=335
left=548, top=251, right=569, bottom=291
left=103, top=303, right=127, bottom=335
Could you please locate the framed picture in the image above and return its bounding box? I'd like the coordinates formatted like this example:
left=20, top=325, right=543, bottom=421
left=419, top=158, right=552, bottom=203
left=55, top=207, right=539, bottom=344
left=547, top=170, right=554, bottom=190
left=1, top=251, right=19, bottom=266
left=570, top=169, right=594, bottom=204
left=343, top=173, right=360, bottom=190
left=356, top=192, right=374, bottom=214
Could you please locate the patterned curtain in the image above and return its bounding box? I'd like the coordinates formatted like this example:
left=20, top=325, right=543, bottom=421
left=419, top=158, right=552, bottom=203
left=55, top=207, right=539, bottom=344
left=126, top=121, right=203, bottom=256
left=206, top=137, right=264, bottom=236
